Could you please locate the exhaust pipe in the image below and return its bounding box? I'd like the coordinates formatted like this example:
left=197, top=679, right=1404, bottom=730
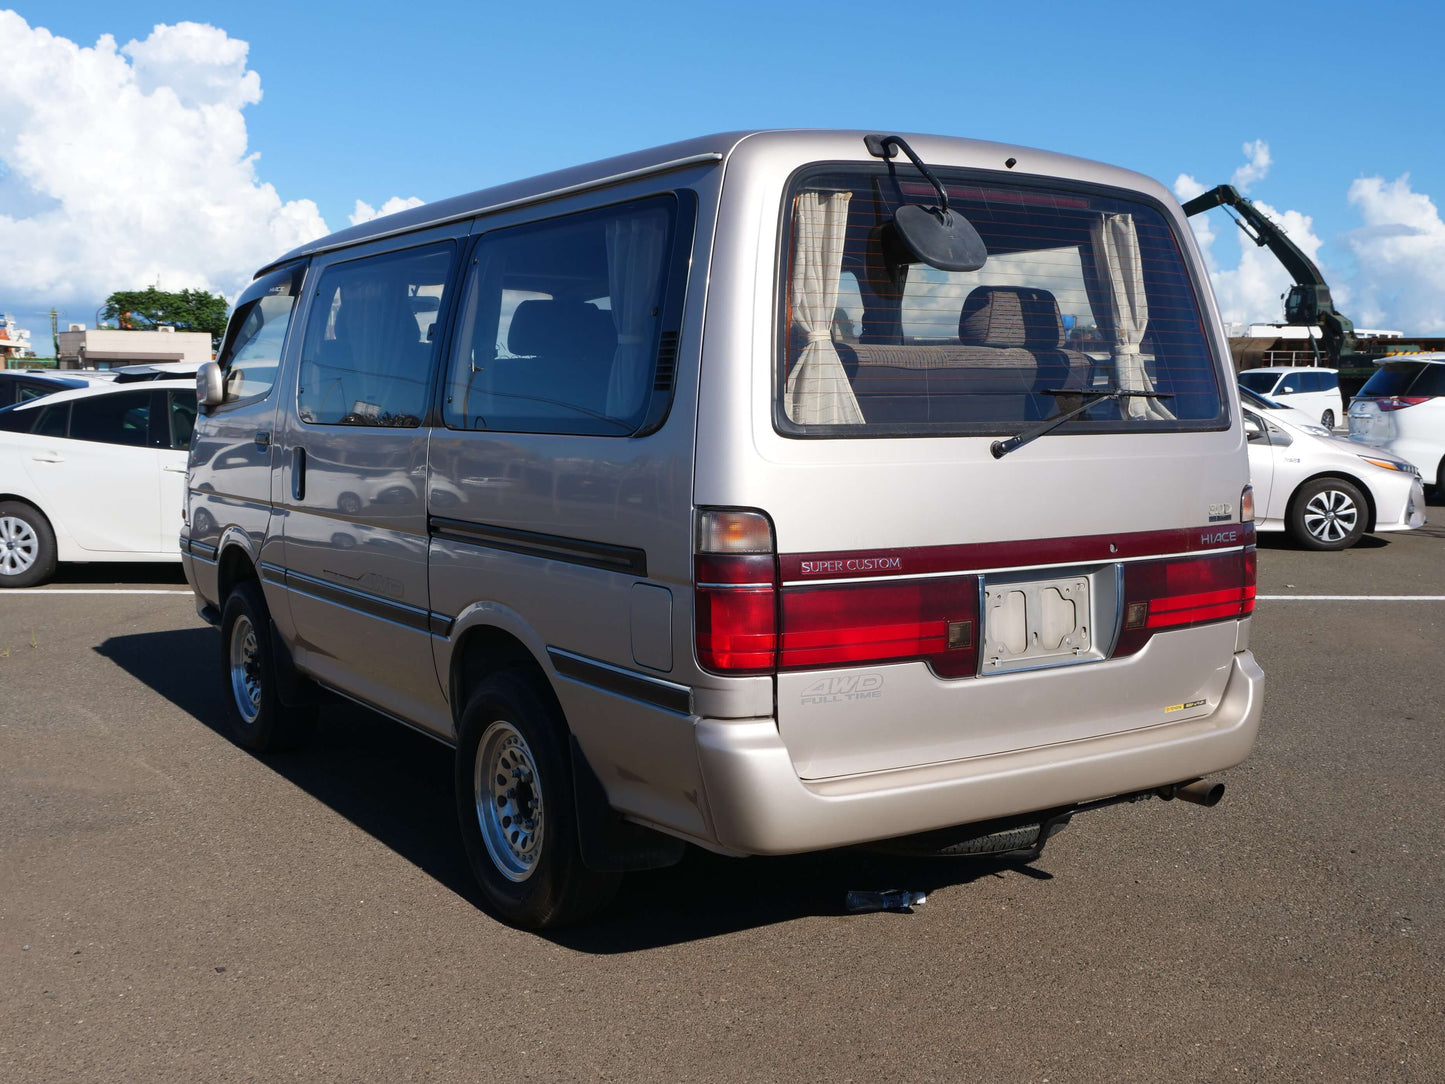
left=1158, top=778, right=1225, bottom=807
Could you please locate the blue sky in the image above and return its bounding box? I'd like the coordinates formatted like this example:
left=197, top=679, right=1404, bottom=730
left=4, top=1, right=1445, bottom=334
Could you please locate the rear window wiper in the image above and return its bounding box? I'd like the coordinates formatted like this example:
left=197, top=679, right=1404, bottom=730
left=990, top=388, right=1174, bottom=459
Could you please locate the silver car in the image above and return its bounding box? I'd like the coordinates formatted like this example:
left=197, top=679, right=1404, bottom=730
left=182, top=131, right=1264, bottom=927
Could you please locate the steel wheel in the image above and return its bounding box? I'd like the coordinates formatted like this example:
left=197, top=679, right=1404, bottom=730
left=475, top=720, right=545, bottom=883
left=228, top=612, right=263, bottom=725
left=0, top=515, right=39, bottom=577
left=1302, top=486, right=1359, bottom=544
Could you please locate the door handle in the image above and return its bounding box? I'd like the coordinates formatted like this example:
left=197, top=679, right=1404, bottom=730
left=255, top=430, right=271, bottom=451
left=292, top=446, right=306, bottom=501
left=30, top=453, right=65, bottom=464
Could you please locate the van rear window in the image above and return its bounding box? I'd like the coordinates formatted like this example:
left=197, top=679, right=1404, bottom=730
left=778, top=166, right=1225, bottom=436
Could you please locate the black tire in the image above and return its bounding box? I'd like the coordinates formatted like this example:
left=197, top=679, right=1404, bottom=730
left=1289, top=477, right=1367, bottom=550
left=1321, top=409, right=1336, bottom=431
left=0, top=500, right=57, bottom=589
left=455, top=672, right=619, bottom=928
left=218, top=580, right=316, bottom=752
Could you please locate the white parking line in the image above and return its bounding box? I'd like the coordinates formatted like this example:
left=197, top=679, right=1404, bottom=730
left=1, top=589, right=192, bottom=596
left=1257, top=595, right=1445, bottom=601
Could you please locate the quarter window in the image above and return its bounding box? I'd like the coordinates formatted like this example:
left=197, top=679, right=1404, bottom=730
left=443, top=197, right=678, bottom=436
left=297, top=244, right=456, bottom=427
left=218, top=263, right=306, bottom=402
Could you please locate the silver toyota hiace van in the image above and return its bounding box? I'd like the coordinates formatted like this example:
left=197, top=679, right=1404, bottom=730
left=183, top=131, right=1264, bottom=927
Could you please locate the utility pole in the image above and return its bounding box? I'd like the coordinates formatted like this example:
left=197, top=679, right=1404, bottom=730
left=50, top=307, right=58, bottom=360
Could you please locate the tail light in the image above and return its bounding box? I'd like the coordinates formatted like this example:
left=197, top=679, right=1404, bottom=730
left=1241, top=484, right=1255, bottom=524
left=1377, top=396, right=1429, bottom=411
left=694, top=510, right=777, bottom=674
left=1114, top=549, right=1256, bottom=658
left=779, top=577, right=978, bottom=677
left=694, top=510, right=978, bottom=677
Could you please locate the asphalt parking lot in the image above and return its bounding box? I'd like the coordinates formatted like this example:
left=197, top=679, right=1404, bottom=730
left=2, top=508, right=1443, bottom=1082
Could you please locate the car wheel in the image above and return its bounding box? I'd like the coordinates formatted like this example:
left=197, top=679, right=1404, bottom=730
left=1320, top=409, right=1335, bottom=430
left=219, top=580, right=316, bottom=752
left=1289, top=477, right=1367, bottom=550
left=455, top=671, right=619, bottom=928
left=0, top=500, right=57, bottom=589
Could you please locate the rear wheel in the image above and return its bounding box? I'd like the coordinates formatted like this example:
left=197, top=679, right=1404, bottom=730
left=455, top=671, right=619, bottom=928
left=1289, top=477, right=1367, bottom=550
left=1320, top=409, right=1336, bottom=430
left=0, top=501, right=57, bottom=589
left=219, top=580, right=316, bottom=751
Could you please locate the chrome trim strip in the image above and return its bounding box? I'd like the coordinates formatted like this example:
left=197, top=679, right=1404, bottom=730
left=430, top=516, right=647, bottom=576
left=781, top=545, right=1248, bottom=587
left=547, top=647, right=692, bottom=715
left=289, top=153, right=724, bottom=260
left=281, top=567, right=432, bottom=633
left=182, top=536, right=219, bottom=561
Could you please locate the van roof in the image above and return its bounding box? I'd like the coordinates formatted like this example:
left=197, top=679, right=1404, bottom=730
left=260, top=129, right=1175, bottom=275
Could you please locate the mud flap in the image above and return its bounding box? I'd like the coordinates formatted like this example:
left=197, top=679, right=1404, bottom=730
left=569, top=735, right=686, bottom=873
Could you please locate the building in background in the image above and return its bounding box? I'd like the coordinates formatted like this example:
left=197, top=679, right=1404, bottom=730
left=56, top=326, right=212, bottom=370
left=0, top=315, right=36, bottom=364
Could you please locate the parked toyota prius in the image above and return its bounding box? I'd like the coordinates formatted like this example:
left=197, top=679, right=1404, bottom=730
left=183, top=130, right=1265, bottom=928
left=0, top=380, right=197, bottom=586
left=1245, top=406, right=1425, bottom=549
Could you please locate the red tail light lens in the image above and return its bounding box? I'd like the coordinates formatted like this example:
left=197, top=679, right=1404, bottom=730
left=695, top=580, right=777, bottom=673
left=1115, top=549, right=1255, bottom=658
left=780, top=576, right=979, bottom=677
left=1377, top=396, right=1429, bottom=411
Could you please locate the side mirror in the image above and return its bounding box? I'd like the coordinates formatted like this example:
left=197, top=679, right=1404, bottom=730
left=197, top=361, right=225, bottom=408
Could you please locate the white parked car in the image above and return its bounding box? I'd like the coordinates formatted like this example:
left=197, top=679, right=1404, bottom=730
left=1245, top=405, right=1426, bottom=549
left=0, top=380, right=196, bottom=586
left=1348, top=352, right=1445, bottom=491
left=1239, top=366, right=1346, bottom=429
left=1237, top=384, right=1330, bottom=435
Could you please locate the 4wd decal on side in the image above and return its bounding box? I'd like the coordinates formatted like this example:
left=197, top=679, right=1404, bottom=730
left=801, top=673, right=885, bottom=705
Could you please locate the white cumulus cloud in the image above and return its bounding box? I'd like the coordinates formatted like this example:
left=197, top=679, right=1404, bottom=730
left=0, top=12, right=325, bottom=314
left=0, top=14, right=426, bottom=327
left=349, top=195, right=426, bottom=226
left=1230, top=139, right=1272, bottom=192
left=1341, top=174, right=1445, bottom=334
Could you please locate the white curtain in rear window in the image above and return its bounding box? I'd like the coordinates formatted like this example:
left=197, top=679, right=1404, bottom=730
left=784, top=191, right=863, bottom=425
left=604, top=210, right=669, bottom=417
left=1091, top=213, right=1174, bottom=421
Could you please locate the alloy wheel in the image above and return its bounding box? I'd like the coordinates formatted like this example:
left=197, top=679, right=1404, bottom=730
left=1302, top=487, right=1358, bottom=544
left=474, top=720, right=545, bottom=882
left=228, top=614, right=263, bottom=724
left=0, top=516, right=39, bottom=577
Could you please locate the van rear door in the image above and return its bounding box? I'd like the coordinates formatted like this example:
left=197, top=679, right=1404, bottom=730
left=706, top=164, right=1252, bottom=780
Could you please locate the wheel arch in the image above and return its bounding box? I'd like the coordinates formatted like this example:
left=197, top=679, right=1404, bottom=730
left=448, top=619, right=560, bottom=729
left=1288, top=471, right=1377, bottom=533
left=216, top=537, right=260, bottom=605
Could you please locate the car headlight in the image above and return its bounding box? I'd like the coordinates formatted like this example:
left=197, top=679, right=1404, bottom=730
left=1357, top=454, right=1415, bottom=474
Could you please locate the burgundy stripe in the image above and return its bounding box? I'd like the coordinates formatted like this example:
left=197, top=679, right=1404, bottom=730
left=781, top=523, right=1256, bottom=582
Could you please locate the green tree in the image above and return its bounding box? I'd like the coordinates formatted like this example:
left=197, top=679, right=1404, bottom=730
left=101, top=287, right=230, bottom=348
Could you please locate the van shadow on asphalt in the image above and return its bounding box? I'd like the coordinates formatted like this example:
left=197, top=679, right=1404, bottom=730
left=96, top=627, right=1050, bottom=952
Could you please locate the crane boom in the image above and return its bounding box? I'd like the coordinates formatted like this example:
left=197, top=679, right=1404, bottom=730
left=1182, top=184, right=1357, bottom=365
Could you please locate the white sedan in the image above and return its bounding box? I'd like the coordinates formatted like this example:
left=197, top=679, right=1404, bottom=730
left=0, top=380, right=196, bottom=586
left=1246, top=405, right=1426, bottom=550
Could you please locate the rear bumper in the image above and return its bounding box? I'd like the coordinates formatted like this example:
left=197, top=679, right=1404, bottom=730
left=693, top=650, right=1264, bottom=855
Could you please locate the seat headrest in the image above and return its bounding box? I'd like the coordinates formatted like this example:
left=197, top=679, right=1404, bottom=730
left=508, top=299, right=615, bottom=358
left=958, top=286, right=1066, bottom=349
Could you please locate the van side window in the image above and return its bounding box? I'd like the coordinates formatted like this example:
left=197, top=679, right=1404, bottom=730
left=217, top=263, right=307, bottom=403
left=297, top=244, right=455, bottom=427
left=443, top=197, right=676, bottom=436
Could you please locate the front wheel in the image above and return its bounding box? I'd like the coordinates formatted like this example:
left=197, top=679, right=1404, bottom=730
left=0, top=501, right=57, bottom=589
left=1320, top=409, right=1336, bottom=430
left=219, top=580, right=316, bottom=751
left=455, top=672, right=619, bottom=928
left=1289, top=477, right=1367, bottom=550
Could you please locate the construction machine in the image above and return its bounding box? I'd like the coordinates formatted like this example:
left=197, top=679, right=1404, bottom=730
left=1181, top=184, right=1359, bottom=367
